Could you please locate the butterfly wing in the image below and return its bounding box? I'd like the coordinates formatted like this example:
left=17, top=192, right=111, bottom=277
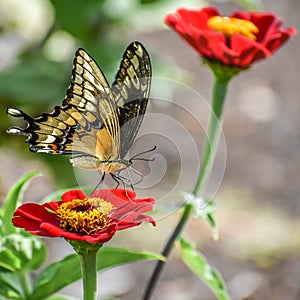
left=66, top=48, right=120, bottom=162
left=111, top=41, right=152, bottom=158
left=7, top=48, right=120, bottom=162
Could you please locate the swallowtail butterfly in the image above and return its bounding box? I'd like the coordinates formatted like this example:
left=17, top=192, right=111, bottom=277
left=7, top=42, right=152, bottom=184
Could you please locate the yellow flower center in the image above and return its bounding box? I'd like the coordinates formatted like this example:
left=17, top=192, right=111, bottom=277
left=207, top=16, right=259, bottom=40
left=56, top=198, right=114, bottom=235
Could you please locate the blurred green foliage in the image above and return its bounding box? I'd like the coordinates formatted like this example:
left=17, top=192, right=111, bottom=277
left=212, top=0, right=263, bottom=11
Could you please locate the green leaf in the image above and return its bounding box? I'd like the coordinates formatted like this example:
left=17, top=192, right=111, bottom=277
left=0, top=272, right=26, bottom=299
left=0, top=171, right=41, bottom=236
left=0, top=234, right=47, bottom=272
left=32, top=247, right=164, bottom=299
left=0, top=247, right=22, bottom=273
left=235, top=0, right=263, bottom=11
left=31, top=254, right=80, bottom=300
left=185, top=193, right=219, bottom=240
left=45, top=294, right=79, bottom=300
left=98, top=247, right=164, bottom=269
left=179, top=237, right=231, bottom=300
left=212, top=0, right=263, bottom=11
left=140, top=0, right=163, bottom=4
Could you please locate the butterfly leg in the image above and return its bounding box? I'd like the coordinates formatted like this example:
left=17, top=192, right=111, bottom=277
left=128, top=167, right=144, bottom=185
left=89, top=172, right=106, bottom=196
left=125, top=168, right=135, bottom=192
left=111, top=172, right=135, bottom=196
left=120, top=171, right=134, bottom=199
left=110, top=173, right=121, bottom=190
left=117, top=171, right=134, bottom=191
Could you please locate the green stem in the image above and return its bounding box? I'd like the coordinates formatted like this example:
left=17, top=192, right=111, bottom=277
left=142, top=75, right=231, bottom=300
left=192, top=77, right=229, bottom=195
left=79, top=251, right=98, bottom=300
left=142, top=202, right=193, bottom=300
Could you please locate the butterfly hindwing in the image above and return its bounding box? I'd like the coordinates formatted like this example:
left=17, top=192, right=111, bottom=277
left=7, top=106, right=82, bottom=154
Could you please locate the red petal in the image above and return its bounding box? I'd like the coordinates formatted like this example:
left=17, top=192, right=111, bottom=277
left=248, top=12, right=276, bottom=42
left=39, top=222, right=67, bottom=237
left=112, top=197, right=155, bottom=218
left=91, top=189, right=135, bottom=204
left=13, top=203, right=58, bottom=225
left=43, top=201, right=60, bottom=211
left=230, top=10, right=251, bottom=21
left=38, top=222, right=118, bottom=244
left=199, top=31, right=237, bottom=64
left=116, top=213, right=156, bottom=230
left=83, top=224, right=118, bottom=243
left=264, top=27, right=297, bottom=52
left=12, top=203, right=60, bottom=235
left=128, top=198, right=155, bottom=211
left=62, top=190, right=86, bottom=202
left=176, top=7, right=220, bottom=30
left=231, top=35, right=270, bottom=67
left=111, top=199, right=155, bottom=228
left=112, top=189, right=136, bottom=200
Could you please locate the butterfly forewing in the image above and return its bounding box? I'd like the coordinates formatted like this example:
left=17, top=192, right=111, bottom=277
left=64, top=48, right=121, bottom=159
left=112, top=42, right=152, bottom=158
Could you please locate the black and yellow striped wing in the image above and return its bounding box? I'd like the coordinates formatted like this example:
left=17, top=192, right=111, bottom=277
left=7, top=48, right=120, bottom=162
left=112, top=42, right=152, bottom=158
left=6, top=42, right=151, bottom=171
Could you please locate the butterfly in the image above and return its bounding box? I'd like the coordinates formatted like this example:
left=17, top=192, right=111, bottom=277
left=6, top=41, right=152, bottom=186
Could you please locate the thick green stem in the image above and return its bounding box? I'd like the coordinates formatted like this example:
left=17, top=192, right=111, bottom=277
left=192, top=77, right=229, bottom=195
left=79, top=251, right=98, bottom=300
left=68, top=239, right=102, bottom=300
left=142, top=76, right=231, bottom=300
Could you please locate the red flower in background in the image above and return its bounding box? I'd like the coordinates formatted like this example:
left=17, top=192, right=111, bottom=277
left=165, top=7, right=296, bottom=67
left=13, top=189, right=155, bottom=244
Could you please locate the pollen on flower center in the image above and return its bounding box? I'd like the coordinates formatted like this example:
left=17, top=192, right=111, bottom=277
left=207, top=16, right=259, bottom=40
left=56, top=198, right=114, bottom=235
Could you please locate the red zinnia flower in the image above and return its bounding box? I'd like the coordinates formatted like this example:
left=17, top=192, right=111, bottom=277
left=165, top=7, right=296, bottom=67
left=12, top=189, right=156, bottom=244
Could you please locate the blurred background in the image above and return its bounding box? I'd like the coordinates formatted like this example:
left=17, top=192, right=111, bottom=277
left=0, top=0, right=299, bottom=299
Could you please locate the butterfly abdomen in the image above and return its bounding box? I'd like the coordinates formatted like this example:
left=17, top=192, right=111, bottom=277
left=70, top=156, right=131, bottom=173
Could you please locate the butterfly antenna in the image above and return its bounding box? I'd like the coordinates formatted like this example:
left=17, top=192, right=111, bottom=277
left=130, top=157, right=155, bottom=162
left=129, top=145, right=157, bottom=161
